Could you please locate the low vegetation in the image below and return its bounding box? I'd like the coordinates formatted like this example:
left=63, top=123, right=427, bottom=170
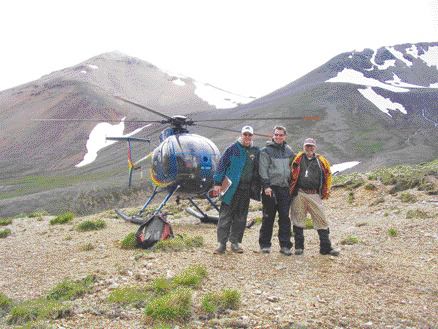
left=0, top=228, right=11, bottom=238
left=0, top=292, right=13, bottom=315
left=107, top=286, right=150, bottom=307
left=154, top=234, right=203, bottom=252
left=7, top=298, right=71, bottom=325
left=406, top=209, right=429, bottom=219
left=76, top=219, right=106, bottom=232
left=79, top=243, right=95, bottom=251
left=120, top=232, right=137, bottom=249
left=387, top=228, right=398, bottom=237
left=144, top=287, right=192, bottom=322
left=400, top=192, right=417, bottom=203
left=46, top=275, right=96, bottom=301
left=201, top=289, right=241, bottom=314
left=28, top=210, right=49, bottom=218
left=0, top=218, right=12, bottom=226
left=172, top=265, right=207, bottom=289
left=49, top=211, right=74, bottom=225
left=341, top=235, right=360, bottom=245
left=304, top=217, right=313, bottom=230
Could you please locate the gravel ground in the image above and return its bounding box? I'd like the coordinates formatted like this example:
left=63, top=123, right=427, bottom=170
left=0, top=184, right=437, bottom=328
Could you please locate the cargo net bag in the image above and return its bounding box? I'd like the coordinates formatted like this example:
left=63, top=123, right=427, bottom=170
left=135, top=213, right=174, bottom=249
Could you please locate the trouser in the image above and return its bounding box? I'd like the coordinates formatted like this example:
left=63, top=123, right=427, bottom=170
left=259, top=186, right=292, bottom=249
left=289, top=190, right=329, bottom=230
left=217, top=187, right=251, bottom=245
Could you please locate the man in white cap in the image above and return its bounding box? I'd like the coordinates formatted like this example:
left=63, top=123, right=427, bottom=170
left=212, top=125, right=261, bottom=254
left=289, top=138, right=339, bottom=256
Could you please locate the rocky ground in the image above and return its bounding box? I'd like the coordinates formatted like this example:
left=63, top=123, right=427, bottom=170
left=0, top=181, right=437, bottom=328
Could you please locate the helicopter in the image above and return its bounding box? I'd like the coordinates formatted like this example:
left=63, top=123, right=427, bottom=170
left=36, top=95, right=320, bottom=225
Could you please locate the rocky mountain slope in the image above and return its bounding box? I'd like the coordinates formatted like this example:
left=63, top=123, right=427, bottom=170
left=0, top=162, right=437, bottom=328
left=0, top=43, right=437, bottom=217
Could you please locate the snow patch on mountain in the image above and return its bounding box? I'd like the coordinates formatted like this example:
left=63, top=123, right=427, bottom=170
left=326, top=69, right=409, bottom=92
left=385, top=73, right=425, bottom=89
left=76, top=119, right=150, bottom=167
left=193, top=82, right=255, bottom=109
left=331, top=161, right=360, bottom=173
left=358, top=87, right=406, bottom=117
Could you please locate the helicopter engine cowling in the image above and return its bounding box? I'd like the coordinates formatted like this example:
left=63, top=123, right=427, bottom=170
left=150, top=133, right=221, bottom=195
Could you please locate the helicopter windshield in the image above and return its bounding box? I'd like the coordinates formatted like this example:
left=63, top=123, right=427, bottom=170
left=151, top=133, right=220, bottom=194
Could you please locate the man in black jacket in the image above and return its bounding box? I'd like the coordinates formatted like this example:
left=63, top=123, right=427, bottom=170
left=258, top=126, right=295, bottom=255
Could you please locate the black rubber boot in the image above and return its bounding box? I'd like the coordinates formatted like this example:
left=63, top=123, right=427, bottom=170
left=318, top=229, right=339, bottom=256
left=293, top=225, right=304, bottom=255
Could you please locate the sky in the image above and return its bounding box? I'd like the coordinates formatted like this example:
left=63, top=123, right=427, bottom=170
left=1, top=0, right=437, bottom=97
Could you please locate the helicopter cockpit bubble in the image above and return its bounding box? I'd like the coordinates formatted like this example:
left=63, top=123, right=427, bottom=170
left=151, top=133, right=220, bottom=195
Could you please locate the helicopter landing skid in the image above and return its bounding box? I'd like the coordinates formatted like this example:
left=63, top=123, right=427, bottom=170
left=185, top=197, right=219, bottom=224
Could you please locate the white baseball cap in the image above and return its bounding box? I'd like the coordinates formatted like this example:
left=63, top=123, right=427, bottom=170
left=241, top=126, right=254, bottom=135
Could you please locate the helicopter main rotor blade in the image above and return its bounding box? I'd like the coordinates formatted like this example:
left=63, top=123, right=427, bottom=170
left=32, top=118, right=163, bottom=123
left=193, top=116, right=320, bottom=122
left=114, top=96, right=173, bottom=120
left=195, top=123, right=271, bottom=138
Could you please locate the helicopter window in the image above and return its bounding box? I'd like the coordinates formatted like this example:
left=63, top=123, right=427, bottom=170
left=160, top=141, right=169, bottom=173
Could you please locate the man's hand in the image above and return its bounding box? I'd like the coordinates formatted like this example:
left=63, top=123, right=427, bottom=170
left=264, top=187, right=272, bottom=197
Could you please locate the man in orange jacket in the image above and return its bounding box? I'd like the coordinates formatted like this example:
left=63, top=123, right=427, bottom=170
left=289, top=138, right=339, bottom=256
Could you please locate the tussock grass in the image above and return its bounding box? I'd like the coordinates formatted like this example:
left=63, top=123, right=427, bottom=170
left=79, top=243, right=95, bottom=252
left=387, top=228, right=398, bottom=237
left=7, top=298, right=71, bottom=325
left=0, top=218, right=12, bottom=226
left=76, top=219, right=106, bottom=232
left=107, top=286, right=150, bottom=307
left=333, top=173, right=365, bottom=189
left=201, top=289, right=240, bottom=314
left=144, top=287, right=192, bottom=322
left=364, top=183, right=377, bottom=191
left=406, top=209, right=429, bottom=219
left=400, top=192, right=417, bottom=203
left=304, top=217, right=313, bottom=230
left=340, top=235, right=360, bottom=245
left=0, top=292, right=13, bottom=315
left=151, top=277, right=173, bottom=295
left=28, top=210, right=49, bottom=218
left=47, top=275, right=95, bottom=301
left=154, top=234, right=203, bottom=252
left=172, top=265, right=207, bottom=289
left=49, top=211, right=74, bottom=225
left=120, top=232, right=137, bottom=249
left=0, top=228, right=12, bottom=238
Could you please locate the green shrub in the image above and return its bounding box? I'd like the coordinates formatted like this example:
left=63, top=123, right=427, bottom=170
left=0, top=218, right=12, bottom=226
left=49, top=211, right=74, bottom=225
left=7, top=298, right=71, bottom=325
left=364, top=183, right=377, bottom=191
left=406, top=209, right=429, bottom=219
left=340, top=235, right=360, bottom=245
left=144, top=287, right=192, bottom=322
left=107, top=286, right=150, bottom=307
left=120, top=232, right=137, bottom=249
left=347, top=191, right=355, bottom=204
left=76, top=219, right=106, bottom=232
left=387, top=228, right=398, bottom=237
left=201, top=289, right=241, bottom=314
left=332, top=173, right=365, bottom=189
left=172, top=265, right=207, bottom=288
left=304, top=217, right=313, bottom=230
left=154, top=234, right=203, bottom=252
left=47, top=275, right=95, bottom=301
left=400, top=192, right=417, bottom=203
left=0, top=228, right=12, bottom=238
